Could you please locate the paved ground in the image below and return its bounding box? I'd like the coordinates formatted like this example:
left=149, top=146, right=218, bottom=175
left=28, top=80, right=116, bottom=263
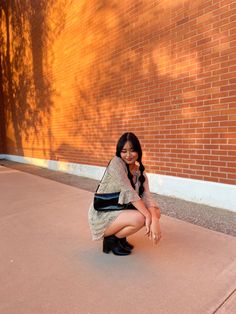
left=0, top=161, right=236, bottom=314
left=1, top=159, right=236, bottom=237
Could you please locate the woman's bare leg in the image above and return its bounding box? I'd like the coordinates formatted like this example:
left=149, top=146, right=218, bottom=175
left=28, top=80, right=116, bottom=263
left=104, top=210, right=145, bottom=238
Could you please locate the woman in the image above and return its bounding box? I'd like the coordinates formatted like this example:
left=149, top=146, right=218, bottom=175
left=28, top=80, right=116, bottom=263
left=88, top=132, right=161, bottom=256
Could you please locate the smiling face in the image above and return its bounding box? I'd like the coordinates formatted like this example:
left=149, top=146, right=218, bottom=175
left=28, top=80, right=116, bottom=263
left=120, top=141, right=139, bottom=166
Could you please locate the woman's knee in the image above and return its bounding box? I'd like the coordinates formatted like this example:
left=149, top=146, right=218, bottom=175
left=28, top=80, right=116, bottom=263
left=133, top=212, right=145, bottom=228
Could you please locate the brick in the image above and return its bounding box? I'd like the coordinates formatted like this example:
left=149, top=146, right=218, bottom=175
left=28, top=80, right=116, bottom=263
left=211, top=172, right=227, bottom=178
left=219, top=178, right=236, bottom=184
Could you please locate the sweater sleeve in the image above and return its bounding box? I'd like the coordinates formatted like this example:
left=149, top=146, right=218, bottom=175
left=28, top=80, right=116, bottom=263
left=107, top=156, right=141, bottom=204
left=141, top=173, right=158, bottom=208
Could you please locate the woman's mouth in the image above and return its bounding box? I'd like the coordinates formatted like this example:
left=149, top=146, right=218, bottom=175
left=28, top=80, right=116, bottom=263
left=126, top=158, right=133, bottom=162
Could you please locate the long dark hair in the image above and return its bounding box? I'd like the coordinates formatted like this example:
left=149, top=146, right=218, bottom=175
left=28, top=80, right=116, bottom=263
left=116, top=132, right=145, bottom=197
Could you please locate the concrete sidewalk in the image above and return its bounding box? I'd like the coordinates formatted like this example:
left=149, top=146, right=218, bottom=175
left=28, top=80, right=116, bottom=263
left=0, top=165, right=236, bottom=314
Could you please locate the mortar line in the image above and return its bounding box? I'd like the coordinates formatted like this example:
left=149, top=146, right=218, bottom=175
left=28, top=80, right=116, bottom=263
left=212, top=288, right=236, bottom=313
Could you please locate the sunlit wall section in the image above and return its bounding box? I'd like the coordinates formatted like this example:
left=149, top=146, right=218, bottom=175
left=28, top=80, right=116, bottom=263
left=50, top=1, right=138, bottom=165
left=1, top=0, right=236, bottom=185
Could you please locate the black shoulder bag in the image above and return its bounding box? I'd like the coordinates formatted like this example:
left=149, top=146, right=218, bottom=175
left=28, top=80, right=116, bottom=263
left=93, top=161, right=136, bottom=212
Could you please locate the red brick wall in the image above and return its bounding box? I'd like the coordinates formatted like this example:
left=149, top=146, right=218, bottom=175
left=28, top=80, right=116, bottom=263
left=0, top=85, right=5, bottom=154
left=0, top=4, right=5, bottom=154
left=1, top=0, right=236, bottom=184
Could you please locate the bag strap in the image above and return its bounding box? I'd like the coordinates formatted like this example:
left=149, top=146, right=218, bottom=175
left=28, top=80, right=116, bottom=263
left=95, top=160, right=111, bottom=192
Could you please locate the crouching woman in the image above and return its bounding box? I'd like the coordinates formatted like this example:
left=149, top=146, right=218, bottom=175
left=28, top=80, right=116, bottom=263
left=88, top=132, right=161, bottom=256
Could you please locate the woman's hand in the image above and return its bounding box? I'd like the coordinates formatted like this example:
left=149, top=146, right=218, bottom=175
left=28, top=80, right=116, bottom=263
left=144, top=215, right=152, bottom=236
left=149, top=217, right=162, bottom=245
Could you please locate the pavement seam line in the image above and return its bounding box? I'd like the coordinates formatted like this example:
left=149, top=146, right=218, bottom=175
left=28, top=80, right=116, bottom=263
left=212, top=287, right=236, bottom=313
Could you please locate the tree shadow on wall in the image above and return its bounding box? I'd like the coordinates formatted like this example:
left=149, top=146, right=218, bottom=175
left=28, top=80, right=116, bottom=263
left=0, top=0, right=68, bottom=158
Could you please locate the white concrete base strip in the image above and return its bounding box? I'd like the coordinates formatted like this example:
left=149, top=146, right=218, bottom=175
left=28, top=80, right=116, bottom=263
left=0, top=154, right=235, bottom=212
left=147, top=173, right=236, bottom=212
left=0, top=154, right=106, bottom=180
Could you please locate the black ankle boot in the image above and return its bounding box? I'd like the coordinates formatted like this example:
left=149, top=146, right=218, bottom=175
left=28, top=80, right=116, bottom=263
left=103, top=235, right=131, bottom=256
left=119, top=237, right=134, bottom=251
